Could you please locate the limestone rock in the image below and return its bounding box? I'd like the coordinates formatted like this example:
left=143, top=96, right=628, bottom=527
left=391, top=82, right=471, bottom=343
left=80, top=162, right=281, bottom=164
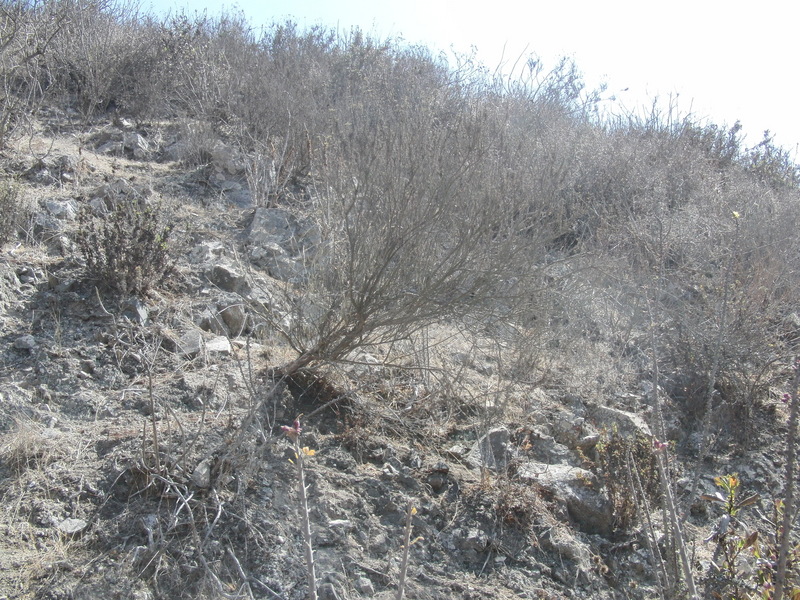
left=14, top=335, right=37, bottom=350
left=590, top=405, right=652, bottom=438
left=177, top=330, right=203, bottom=357
left=191, top=458, right=212, bottom=488
left=57, top=517, right=88, bottom=536
left=205, top=263, right=249, bottom=294
left=518, top=462, right=613, bottom=535
left=123, top=132, right=149, bottom=159
left=467, top=427, right=510, bottom=470
left=205, top=336, right=231, bottom=355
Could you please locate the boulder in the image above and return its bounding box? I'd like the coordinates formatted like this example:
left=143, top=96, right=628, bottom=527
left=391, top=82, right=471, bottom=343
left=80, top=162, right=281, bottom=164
left=518, top=462, right=613, bottom=536
left=123, top=132, right=149, bottom=159
left=14, top=334, right=37, bottom=350
left=177, top=330, right=204, bottom=357
left=188, top=241, right=226, bottom=264
left=589, top=405, right=652, bottom=438
left=219, top=302, right=248, bottom=336
left=205, top=263, right=249, bottom=294
left=467, top=427, right=510, bottom=470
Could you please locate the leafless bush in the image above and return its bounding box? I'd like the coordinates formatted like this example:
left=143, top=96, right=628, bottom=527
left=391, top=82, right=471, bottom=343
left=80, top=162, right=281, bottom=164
left=251, top=56, right=591, bottom=376
left=580, top=106, right=800, bottom=432
left=0, top=1, right=69, bottom=146
left=0, top=177, right=22, bottom=245
left=76, top=196, right=176, bottom=297
left=48, top=0, right=174, bottom=120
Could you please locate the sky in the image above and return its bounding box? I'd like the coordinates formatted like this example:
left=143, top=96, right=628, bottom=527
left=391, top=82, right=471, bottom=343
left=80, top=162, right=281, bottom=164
left=154, top=0, right=800, bottom=153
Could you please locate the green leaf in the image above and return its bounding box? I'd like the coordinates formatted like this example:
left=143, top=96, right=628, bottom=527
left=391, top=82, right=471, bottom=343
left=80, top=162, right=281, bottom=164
left=742, top=531, right=758, bottom=550
left=701, top=493, right=726, bottom=504
left=735, top=493, right=759, bottom=511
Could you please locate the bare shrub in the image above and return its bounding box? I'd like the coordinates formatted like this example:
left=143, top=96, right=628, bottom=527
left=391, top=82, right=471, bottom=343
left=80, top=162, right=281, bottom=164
left=0, top=1, right=69, bottom=146
left=0, top=177, right=22, bottom=245
left=76, top=197, right=176, bottom=297
left=566, top=100, right=800, bottom=436
left=260, top=74, right=562, bottom=375
left=49, top=0, right=176, bottom=120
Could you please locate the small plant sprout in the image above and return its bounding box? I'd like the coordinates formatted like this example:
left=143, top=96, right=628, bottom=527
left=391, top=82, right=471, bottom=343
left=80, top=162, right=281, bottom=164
left=282, top=416, right=318, bottom=600
left=701, top=475, right=759, bottom=519
left=397, top=501, right=424, bottom=600
left=702, top=475, right=762, bottom=597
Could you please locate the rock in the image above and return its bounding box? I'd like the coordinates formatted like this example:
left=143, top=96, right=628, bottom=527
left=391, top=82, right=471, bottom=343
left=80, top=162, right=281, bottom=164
left=467, top=427, right=510, bottom=471
left=57, top=518, right=88, bottom=536
left=32, top=212, right=64, bottom=237
left=28, top=165, right=58, bottom=184
left=782, top=312, right=800, bottom=341
left=96, top=140, right=124, bottom=155
left=177, top=330, right=204, bottom=357
left=245, top=207, right=319, bottom=275
left=328, top=519, right=354, bottom=531
left=57, top=154, right=79, bottom=174
left=205, top=336, right=231, bottom=355
left=0, top=266, right=19, bottom=311
left=14, top=335, right=37, bottom=350
left=317, top=582, right=341, bottom=600
left=427, top=471, right=448, bottom=492
left=206, top=263, right=249, bottom=294
left=210, top=140, right=244, bottom=176
left=121, top=297, right=148, bottom=325
left=224, top=187, right=253, bottom=208
left=188, top=241, right=226, bottom=264
left=577, top=434, right=600, bottom=452
left=445, top=443, right=469, bottom=459
left=246, top=207, right=295, bottom=245
left=551, top=413, right=586, bottom=448
left=589, top=405, right=652, bottom=438
left=539, top=526, right=588, bottom=563
left=249, top=241, right=286, bottom=262
left=460, top=527, right=489, bottom=551
left=199, top=308, right=229, bottom=336
left=16, top=266, right=44, bottom=284
left=518, top=462, right=613, bottom=535
left=265, top=254, right=307, bottom=283
left=354, top=576, right=374, bottom=595
left=191, top=458, right=212, bottom=488
left=219, top=302, right=248, bottom=336
left=44, top=199, right=78, bottom=220
left=427, top=461, right=450, bottom=492
left=91, top=178, right=151, bottom=209
left=123, top=132, right=149, bottom=159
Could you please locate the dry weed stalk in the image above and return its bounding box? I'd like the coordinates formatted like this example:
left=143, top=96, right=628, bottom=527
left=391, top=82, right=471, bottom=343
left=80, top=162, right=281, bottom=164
left=282, top=417, right=318, bottom=600
left=775, top=358, right=800, bottom=600
left=396, top=501, right=422, bottom=600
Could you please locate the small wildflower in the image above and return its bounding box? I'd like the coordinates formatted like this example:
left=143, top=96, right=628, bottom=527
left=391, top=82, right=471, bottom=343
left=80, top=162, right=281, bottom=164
left=281, top=416, right=302, bottom=441
left=732, top=210, right=741, bottom=219
left=301, top=447, right=316, bottom=457
left=652, top=438, right=668, bottom=451
left=783, top=393, right=791, bottom=404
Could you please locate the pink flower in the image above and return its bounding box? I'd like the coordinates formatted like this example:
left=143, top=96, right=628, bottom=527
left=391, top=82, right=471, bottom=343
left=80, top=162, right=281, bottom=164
left=652, top=439, right=668, bottom=451
left=281, top=417, right=302, bottom=441
left=782, top=393, right=791, bottom=404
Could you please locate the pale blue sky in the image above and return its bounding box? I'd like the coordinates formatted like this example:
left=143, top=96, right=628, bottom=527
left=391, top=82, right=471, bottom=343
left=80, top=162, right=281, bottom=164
left=153, top=0, right=800, bottom=152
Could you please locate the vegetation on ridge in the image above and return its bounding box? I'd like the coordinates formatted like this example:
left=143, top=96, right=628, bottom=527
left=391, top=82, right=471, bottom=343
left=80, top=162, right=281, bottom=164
left=2, top=1, right=800, bottom=599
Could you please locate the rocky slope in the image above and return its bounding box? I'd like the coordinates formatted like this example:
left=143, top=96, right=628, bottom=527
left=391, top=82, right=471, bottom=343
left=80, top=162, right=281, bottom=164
left=0, top=111, right=790, bottom=600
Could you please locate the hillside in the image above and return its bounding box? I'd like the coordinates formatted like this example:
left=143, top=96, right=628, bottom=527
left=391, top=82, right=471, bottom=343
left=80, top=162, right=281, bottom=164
left=1, top=3, right=800, bottom=600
